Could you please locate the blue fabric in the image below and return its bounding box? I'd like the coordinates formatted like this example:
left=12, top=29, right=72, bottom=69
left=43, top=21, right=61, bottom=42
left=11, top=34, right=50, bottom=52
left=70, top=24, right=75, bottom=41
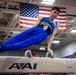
left=53, top=21, right=57, bottom=28
left=63, top=54, right=73, bottom=58
left=40, top=17, right=57, bottom=35
left=1, top=27, right=48, bottom=52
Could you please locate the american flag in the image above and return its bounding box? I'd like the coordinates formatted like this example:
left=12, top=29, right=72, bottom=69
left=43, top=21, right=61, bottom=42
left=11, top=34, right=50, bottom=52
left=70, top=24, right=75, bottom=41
left=19, top=3, right=66, bottom=32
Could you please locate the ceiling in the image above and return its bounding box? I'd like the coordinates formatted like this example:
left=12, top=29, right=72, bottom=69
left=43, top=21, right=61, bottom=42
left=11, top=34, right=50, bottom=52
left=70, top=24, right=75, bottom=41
left=0, top=0, right=76, bottom=51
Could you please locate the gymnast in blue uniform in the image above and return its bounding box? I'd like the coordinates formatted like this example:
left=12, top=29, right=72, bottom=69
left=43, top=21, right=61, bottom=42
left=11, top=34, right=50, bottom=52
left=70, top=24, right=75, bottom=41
left=0, top=7, right=60, bottom=55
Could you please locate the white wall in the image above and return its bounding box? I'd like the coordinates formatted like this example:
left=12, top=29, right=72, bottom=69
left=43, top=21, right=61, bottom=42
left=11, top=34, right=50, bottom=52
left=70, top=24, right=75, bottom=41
left=54, top=40, right=76, bottom=58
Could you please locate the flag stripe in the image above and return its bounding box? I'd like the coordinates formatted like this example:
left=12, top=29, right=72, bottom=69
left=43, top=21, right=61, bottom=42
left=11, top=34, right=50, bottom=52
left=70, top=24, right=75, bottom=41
left=20, top=22, right=35, bottom=25
left=20, top=17, right=37, bottom=22
left=58, top=26, right=67, bottom=30
left=20, top=24, right=34, bottom=27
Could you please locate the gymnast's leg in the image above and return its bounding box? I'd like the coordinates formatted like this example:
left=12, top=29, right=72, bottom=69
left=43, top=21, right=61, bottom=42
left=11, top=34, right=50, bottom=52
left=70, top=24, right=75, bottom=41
left=0, top=27, right=48, bottom=52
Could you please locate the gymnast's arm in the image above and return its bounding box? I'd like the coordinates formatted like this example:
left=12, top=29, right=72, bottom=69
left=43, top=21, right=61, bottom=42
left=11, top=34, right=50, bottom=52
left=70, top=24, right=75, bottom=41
left=33, top=16, right=43, bottom=27
left=47, top=23, right=59, bottom=53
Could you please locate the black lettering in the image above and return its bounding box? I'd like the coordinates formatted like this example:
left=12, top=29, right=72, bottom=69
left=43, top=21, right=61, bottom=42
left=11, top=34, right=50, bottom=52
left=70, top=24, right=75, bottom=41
left=33, top=63, right=37, bottom=69
left=19, top=63, right=25, bottom=68
left=9, top=63, right=20, bottom=69
left=21, top=63, right=32, bottom=69
left=8, top=63, right=37, bottom=69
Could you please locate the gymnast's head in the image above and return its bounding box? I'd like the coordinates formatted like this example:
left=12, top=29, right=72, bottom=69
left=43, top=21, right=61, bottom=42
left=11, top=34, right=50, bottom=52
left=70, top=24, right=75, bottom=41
left=49, top=7, right=60, bottom=20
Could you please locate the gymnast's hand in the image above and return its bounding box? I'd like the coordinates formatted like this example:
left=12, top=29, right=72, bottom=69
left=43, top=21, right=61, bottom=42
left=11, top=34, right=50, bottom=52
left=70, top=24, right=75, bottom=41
left=47, top=48, right=54, bottom=56
left=46, top=48, right=54, bottom=58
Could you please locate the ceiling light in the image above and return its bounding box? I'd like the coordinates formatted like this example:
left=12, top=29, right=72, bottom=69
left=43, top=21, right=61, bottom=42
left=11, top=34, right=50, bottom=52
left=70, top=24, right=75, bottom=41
left=12, top=31, right=21, bottom=34
left=41, top=0, right=55, bottom=5
left=70, top=30, right=76, bottom=33
left=40, top=47, right=45, bottom=50
left=53, top=40, right=60, bottom=44
left=43, top=0, right=55, bottom=3
left=41, top=2, right=54, bottom=5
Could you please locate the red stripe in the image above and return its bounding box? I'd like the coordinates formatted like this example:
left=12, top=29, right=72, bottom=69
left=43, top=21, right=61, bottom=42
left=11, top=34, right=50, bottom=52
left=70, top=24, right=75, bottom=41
left=57, top=18, right=66, bottom=20
left=58, top=14, right=66, bottom=16
left=20, top=26, right=30, bottom=28
left=58, top=29, right=66, bottom=32
left=20, top=18, right=37, bottom=22
left=39, top=12, right=50, bottom=15
left=20, top=22, right=34, bottom=25
left=59, top=26, right=66, bottom=27
left=39, top=9, right=50, bottom=12
left=59, top=7, right=66, bottom=9
left=56, top=18, right=66, bottom=20
left=59, top=22, right=66, bottom=24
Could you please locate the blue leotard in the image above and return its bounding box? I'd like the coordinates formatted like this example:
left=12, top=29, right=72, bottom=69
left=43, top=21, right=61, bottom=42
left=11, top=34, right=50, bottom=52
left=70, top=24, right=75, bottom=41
left=38, top=17, right=57, bottom=35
